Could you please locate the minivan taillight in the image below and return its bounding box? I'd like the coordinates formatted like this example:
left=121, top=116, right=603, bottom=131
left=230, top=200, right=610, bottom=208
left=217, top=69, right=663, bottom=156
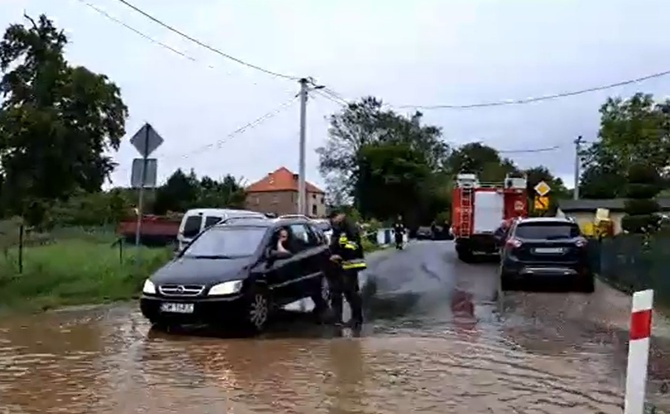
left=506, top=238, right=522, bottom=248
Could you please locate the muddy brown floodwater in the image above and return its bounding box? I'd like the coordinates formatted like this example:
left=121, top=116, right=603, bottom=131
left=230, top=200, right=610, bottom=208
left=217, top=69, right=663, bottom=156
left=0, top=241, right=669, bottom=413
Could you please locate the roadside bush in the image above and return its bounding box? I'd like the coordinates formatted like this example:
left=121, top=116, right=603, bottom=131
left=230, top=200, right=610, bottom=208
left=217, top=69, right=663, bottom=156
left=622, top=163, right=662, bottom=234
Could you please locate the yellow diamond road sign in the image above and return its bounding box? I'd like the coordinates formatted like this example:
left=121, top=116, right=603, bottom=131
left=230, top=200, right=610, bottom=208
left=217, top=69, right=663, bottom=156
left=534, top=181, right=551, bottom=197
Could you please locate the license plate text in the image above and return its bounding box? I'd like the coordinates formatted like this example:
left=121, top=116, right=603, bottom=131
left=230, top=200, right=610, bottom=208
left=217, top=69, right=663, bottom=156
left=160, top=302, right=194, bottom=313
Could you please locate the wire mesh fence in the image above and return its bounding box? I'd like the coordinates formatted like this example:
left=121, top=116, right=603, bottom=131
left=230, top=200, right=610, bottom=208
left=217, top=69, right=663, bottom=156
left=0, top=220, right=170, bottom=276
left=594, top=234, right=670, bottom=307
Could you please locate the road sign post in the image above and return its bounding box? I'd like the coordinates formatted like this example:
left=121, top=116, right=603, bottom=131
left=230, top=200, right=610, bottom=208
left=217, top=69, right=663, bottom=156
left=130, top=123, right=164, bottom=247
left=533, top=181, right=551, bottom=215
left=534, top=195, right=549, bottom=211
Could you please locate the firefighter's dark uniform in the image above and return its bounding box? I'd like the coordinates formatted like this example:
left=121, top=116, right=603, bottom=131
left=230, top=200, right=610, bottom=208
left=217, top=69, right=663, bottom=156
left=393, top=222, right=404, bottom=247
left=329, top=218, right=366, bottom=325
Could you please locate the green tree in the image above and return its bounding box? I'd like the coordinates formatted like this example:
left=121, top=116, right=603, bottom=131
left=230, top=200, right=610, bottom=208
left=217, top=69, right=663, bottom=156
left=196, top=174, right=246, bottom=208
left=580, top=93, right=670, bottom=198
left=621, top=163, right=662, bottom=234
left=445, top=143, right=518, bottom=182
left=153, top=169, right=199, bottom=214
left=317, top=97, right=449, bottom=225
left=153, top=169, right=246, bottom=214
left=0, top=15, right=127, bottom=223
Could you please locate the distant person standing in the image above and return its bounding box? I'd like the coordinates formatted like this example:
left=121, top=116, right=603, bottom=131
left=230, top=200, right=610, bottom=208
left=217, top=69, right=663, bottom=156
left=393, top=215, right=405, bottom=249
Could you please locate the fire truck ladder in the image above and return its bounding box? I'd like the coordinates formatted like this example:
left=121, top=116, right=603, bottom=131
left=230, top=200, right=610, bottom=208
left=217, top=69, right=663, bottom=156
left=460, top=186, right=473, bottom=237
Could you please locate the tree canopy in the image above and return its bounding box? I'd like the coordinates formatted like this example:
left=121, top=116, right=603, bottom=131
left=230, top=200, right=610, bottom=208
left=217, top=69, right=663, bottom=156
left=0, top=15, right=127, bottom=223
left=317, top=97, right=568, bottom=225
left=580, top=93, right=670, bottom=199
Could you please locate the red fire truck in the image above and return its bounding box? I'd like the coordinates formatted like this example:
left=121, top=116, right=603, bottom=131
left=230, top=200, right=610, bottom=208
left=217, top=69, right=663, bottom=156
left=450, top=173, right=528, bottom=262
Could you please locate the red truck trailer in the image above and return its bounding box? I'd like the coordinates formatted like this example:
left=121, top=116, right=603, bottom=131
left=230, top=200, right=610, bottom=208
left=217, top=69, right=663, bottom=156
left=451, top=173, right=528, bottom=262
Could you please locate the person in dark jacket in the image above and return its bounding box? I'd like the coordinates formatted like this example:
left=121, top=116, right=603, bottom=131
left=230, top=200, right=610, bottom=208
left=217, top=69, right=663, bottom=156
left=327, top=209, right=366, bottom=327
left=393, top=215, right=405, bottom=249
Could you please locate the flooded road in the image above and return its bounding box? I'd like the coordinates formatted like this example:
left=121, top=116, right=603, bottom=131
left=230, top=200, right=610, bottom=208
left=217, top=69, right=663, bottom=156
left=1, top=241, right=669, bottom=413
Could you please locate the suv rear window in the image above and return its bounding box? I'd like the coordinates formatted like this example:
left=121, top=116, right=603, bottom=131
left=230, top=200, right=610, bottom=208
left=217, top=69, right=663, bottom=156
left=182, top=215, right=203, bottom=238
left=514, top=222, right=581, bottom=240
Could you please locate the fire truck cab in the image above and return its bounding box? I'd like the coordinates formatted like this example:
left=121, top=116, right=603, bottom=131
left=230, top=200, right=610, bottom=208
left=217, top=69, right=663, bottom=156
left=451, top=173, right=528, bottom=262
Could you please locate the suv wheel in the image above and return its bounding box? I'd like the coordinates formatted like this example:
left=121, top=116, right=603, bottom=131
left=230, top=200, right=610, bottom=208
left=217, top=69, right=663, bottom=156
left=244, top=284, right=270, bottom=333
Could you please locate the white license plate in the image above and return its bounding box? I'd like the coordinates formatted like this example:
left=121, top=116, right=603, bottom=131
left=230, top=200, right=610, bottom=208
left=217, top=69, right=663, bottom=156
left=160, top=302, right=194, bottom=314
left=533, top=247, right=563, bottom=254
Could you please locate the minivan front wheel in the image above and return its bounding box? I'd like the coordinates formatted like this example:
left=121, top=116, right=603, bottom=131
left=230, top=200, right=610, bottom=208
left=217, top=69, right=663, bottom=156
left=243, top=284, right=270, bottom=333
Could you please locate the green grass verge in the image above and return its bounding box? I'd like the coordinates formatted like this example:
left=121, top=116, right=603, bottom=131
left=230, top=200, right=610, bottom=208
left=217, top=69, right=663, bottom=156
left=0, top=240, right=171, bottom=312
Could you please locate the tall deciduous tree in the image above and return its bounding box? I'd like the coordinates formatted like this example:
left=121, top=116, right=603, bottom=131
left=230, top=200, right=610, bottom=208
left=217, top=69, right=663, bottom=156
left=317, top=96, right=450, bottom=224
left=580, top=93, right=670, bottom=198
left=0, top=15, right=127, bottom=222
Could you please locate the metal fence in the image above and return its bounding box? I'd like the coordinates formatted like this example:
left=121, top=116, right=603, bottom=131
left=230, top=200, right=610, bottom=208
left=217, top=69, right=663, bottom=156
left=592, top=234, right=670, bottom=306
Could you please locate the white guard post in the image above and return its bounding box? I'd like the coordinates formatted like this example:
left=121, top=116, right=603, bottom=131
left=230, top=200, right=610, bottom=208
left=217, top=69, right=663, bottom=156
left=624, top=289, right=653, bottom=414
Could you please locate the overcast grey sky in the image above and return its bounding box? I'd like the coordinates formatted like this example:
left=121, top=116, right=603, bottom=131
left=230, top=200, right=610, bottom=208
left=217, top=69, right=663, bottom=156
left=2, top=0, right=670, bottom=190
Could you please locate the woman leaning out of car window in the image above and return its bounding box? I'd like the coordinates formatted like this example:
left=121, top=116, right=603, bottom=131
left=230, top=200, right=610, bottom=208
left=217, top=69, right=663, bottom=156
left=276, top=227, right=291, bottom=253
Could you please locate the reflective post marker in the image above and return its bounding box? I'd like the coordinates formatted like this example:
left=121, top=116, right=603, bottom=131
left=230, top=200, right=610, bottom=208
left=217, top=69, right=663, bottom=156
left=624, top=289, right=653, bottom=414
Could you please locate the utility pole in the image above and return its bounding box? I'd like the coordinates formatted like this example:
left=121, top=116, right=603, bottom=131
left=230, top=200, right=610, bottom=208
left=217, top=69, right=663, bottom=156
left=296, top=78, right=324, bottom=215
left=298, top=78, right=308, bottom=215
left=573, top=135, right=583, bottom=200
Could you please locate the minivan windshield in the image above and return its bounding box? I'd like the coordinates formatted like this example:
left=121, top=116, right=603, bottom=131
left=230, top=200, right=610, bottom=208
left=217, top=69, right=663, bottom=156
left=182, top=215, right=202, bottom=239
left=182, top=227, right=267, bottom=258
left=514, top=222, right=581, bottom=240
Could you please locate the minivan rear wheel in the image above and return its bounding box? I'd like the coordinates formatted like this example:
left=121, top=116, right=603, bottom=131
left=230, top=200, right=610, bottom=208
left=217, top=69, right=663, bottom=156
left=243, top=284, right=271, bottom=333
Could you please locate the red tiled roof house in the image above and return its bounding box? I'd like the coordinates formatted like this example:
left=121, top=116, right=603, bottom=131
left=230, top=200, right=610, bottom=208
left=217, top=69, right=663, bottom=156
left=245, top=167, right=326, bottom=217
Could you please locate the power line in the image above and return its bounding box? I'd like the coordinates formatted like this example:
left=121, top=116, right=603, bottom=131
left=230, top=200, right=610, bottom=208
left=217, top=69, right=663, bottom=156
left=397, top=68, right=670, bottom=109
left=78, top=0, right=213, bottom=68
left=114, top=0, right=299, bottom=81
left=163, top=96, right=299, bottom=161
left=80, top=1, right=670, bottom=111
left=311, top=92, right=566, bottom=154
left=320, top=68, right=670, bottom=110
left=114, top=96, right=299, bottom=180
left=498, top=145, right=561, bottom=154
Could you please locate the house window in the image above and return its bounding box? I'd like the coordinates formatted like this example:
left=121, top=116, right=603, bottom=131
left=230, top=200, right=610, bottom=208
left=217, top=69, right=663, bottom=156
left=320, top=197, right=324, bottom=204
left=312, top=193, right=316, bottom=199
left=254, top=196, right=259, bottom=205
left=272, top=194, right=278, bottom=204
left=312, top=204, right=317, bottom=215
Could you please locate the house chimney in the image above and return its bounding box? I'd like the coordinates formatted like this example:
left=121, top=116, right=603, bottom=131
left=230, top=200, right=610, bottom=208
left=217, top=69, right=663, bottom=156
left=292, top=174, right=298, bottom=180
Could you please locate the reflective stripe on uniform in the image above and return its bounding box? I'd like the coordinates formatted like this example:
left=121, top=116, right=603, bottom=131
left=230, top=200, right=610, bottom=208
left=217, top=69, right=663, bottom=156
left=342, top=258, right=367, bottom=270
left=339, top=234, right=358, bottom=250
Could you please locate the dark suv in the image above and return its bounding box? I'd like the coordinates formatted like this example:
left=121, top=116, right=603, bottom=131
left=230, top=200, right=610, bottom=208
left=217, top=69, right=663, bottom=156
left=499, top=217, right=594, bottom=293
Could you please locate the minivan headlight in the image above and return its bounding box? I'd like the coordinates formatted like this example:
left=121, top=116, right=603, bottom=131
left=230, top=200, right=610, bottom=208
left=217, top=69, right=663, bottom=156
left=142, top=279, right=156, bottom=294
left=208, top=280, right=243, bottom=296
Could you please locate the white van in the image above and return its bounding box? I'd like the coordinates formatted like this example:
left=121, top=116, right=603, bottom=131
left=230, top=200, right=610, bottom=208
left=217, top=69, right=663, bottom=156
left=177, top=208, right=266, bottom=251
